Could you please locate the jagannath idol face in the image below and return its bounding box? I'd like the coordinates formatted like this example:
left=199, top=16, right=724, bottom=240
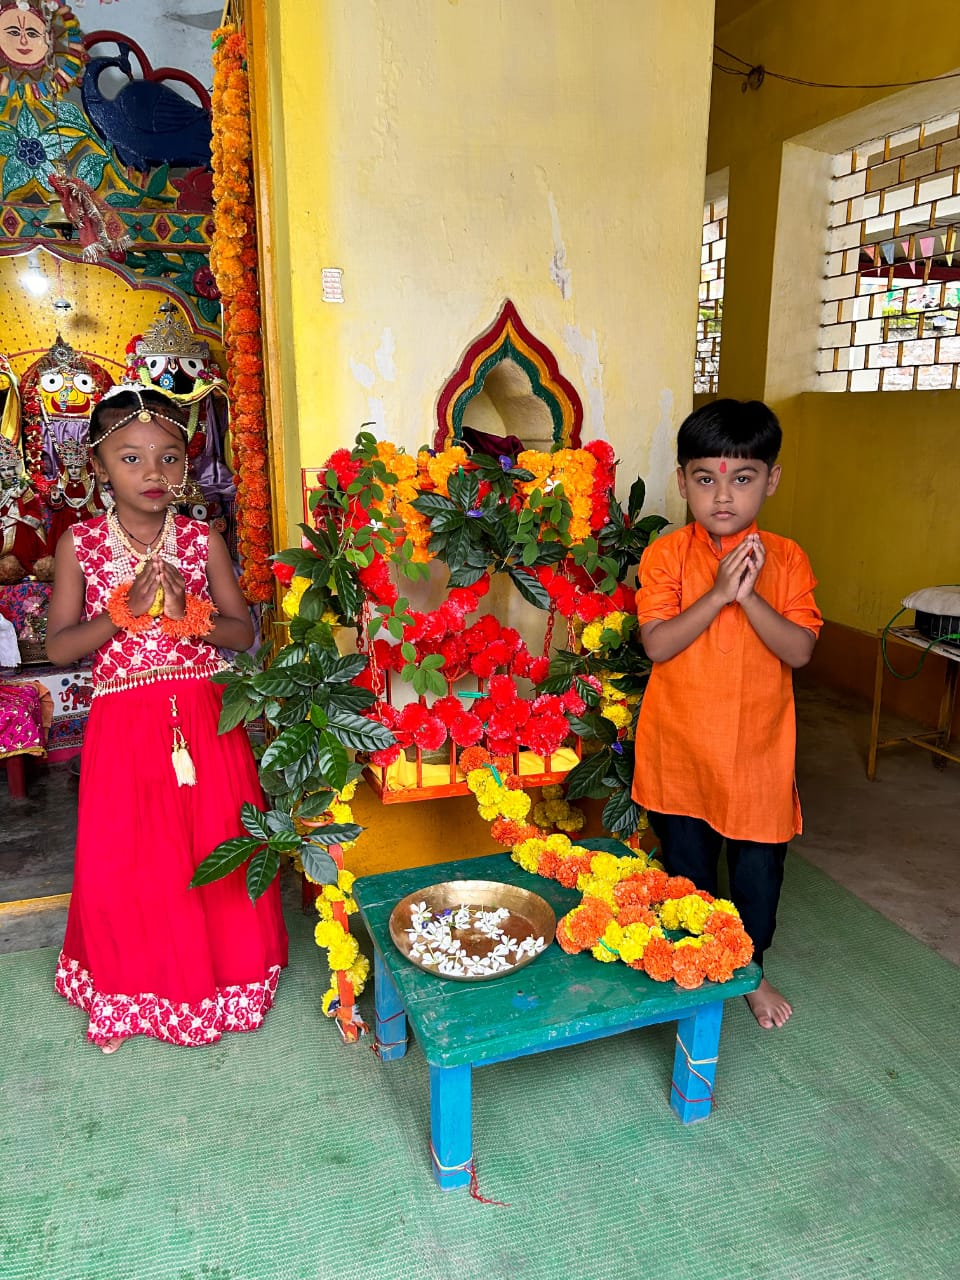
left=0, top=5, right=50, bottom=70
left=38, top=365, right=98, bottom=417
left=142, top=354, right=210, bottom=395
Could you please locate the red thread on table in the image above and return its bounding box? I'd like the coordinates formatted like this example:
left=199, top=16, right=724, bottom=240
left=429, top=1144, right=510, bottom=1206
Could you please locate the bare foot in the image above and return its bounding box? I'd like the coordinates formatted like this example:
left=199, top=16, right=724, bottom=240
left=100, top=1037, right=124, bottom=1055
left=744, top=978, right=792, bottom=1029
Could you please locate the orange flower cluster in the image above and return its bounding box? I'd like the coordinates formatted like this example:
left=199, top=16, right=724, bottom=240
left=210, top=25, right=273, bottom=602
left=510, top=835, right=754, bottom=990
left=515, top=448, right=598, bottom=542
left=371, top=443, right=433, bottom=563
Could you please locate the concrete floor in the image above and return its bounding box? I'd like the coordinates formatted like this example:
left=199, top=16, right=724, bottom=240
left=1, top=679, right=958, bottom=963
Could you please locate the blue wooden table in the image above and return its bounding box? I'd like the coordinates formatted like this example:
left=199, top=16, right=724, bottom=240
left=354, top=852, right=760, bottom=1191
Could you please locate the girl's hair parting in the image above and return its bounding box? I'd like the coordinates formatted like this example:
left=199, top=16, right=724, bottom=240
left=88, top=388, right=188, bottom=451
left=677, top=399, right=782, bottom=467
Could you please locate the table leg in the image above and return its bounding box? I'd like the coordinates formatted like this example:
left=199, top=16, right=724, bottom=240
left=867, top=632, right=885, bottom=781
left=429, top=1063, right=473, bottom=1190
left=670, top=1000, right=723, bottom=1123
left=936, top=660, right=959, bottom=747
left=373, top=950, right=408, bottom=1061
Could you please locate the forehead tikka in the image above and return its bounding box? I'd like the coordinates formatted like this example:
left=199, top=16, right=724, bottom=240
left=94, top=388, right=188, bottom=445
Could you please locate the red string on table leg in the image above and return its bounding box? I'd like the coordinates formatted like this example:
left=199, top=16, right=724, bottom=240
left=369, top=1006, right=409, bottom=1059
left=429, top=1144, right=510, bottom=1206
left=671, top=1032, right=718, bottom=1107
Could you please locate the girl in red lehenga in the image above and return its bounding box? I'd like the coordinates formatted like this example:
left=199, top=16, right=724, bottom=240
left=46, top=388, right=287, bottom=1053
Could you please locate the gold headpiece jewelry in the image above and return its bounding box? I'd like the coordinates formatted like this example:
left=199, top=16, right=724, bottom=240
left=137, top=303, right=210, bottom=361
left=94, top=387, right=189, bottom=444
left=37, top=333, right=88, bottom=379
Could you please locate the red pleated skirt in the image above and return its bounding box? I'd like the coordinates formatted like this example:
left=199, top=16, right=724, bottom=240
left=56, top=675, right=288, bottom=1048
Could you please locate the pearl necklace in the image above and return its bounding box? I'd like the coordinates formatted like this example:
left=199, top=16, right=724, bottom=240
left=106, top=507, right=177, bottom=585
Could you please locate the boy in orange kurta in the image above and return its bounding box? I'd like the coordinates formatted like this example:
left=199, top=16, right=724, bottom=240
left=632, top=400, right=822, bottom=1029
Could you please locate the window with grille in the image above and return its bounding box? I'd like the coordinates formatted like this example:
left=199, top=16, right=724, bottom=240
left=819, top=112, right=960, bottom=391
left=695, top=197, right=726, bottom=394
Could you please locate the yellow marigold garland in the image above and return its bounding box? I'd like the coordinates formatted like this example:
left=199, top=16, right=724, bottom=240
left=210, top=25, right=274, bottom=602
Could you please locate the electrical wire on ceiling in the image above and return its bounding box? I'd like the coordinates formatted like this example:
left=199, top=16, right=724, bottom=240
left=713, top=44, right=960, bottom=93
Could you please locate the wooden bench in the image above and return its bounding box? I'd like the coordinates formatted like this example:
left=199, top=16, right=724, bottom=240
left=355, top=851, right=760, bottom=1191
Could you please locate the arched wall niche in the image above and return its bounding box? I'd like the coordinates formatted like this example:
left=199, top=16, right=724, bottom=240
left=435, top=300, right=583, bottom=453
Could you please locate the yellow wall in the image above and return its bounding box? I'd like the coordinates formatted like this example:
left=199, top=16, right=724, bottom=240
left=252, top=0, right=716, bottom=541
left=249, top=0, right=717, bottom=871
left=710, top=1, right=960, bottom=636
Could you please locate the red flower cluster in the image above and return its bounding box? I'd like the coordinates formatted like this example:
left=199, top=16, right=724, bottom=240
left=582, top=440, right=616, bottom=531
left=536, top=564, right=635, bottom=621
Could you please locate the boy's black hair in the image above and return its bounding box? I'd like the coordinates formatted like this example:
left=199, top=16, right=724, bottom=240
left=676, top=399, right=782, bottom=468
left=88, top=389, right=187, bottom=451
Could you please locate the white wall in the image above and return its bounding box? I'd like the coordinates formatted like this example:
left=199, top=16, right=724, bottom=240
left=76, top=0, right=218, bottom=93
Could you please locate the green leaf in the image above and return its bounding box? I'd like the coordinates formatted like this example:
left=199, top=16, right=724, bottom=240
left=266, top=830, right=302, bottom=855
left=50, top=100, right=91, bottom=134
left=447, top=467, right=479, bottom=511
left=241, top=803, right=273, bottom=841
left=104, top=191, right=143, bottom=209
left=506, top=567, right=551, bottom=611
left=75, top=151, right=109, bottom=190
left=575, top=675, right=601, bottom=707
left=16, top=106, right=40, bottom=139
left=324, top=708, right=396, bottom=752
left=260, top=722, right=315, bottom=771
left=424, top=669, right=448, bottom=697
left=323, top=653, right=368, bottom=684
left=190, top=837, right=261, bottom=888
left=315, top=737, right=350, bottom=792
left=218, top=684, right=258, bottom=733
left=145, top=163, right=170, bottom=197
left=300, top=845, right=339, bottom=885
left=1, top=158, right=32, bottom=200
left=245, top=847, right=281, bottom=901
left=251, top=668, right=304, bottom=698
left=564, top=750, right=614, bottom=801
left=331, top=561, right=363, bottom=620
left=411, top=492, right=457, bottom=518
left=601, top=790, right=645, bottom=840
left=304, top=820, right=363, bottom=846
left=627, top=478, right=647, bottom=522
left=296, top=791, right=336, bottom=820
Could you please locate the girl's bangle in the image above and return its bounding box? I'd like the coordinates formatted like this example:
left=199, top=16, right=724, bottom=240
left=106, top=583, right=154, bottom=634
left=158, top=593, right=216, bottom=639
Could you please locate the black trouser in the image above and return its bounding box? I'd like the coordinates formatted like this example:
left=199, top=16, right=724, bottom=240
left=645, top=812, right=788, bottom=970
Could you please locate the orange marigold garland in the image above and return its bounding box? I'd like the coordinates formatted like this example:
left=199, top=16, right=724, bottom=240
left=210, top=24, right=273, bottom=603
left=510, top=836, right=754, bottom=989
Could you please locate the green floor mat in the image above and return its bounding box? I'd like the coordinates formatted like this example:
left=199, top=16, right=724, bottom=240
left=1, top=855, right=958, bottom=1280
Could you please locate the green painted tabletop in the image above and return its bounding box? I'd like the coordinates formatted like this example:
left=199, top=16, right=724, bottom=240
left=354, top=852, right=761, bottom=1068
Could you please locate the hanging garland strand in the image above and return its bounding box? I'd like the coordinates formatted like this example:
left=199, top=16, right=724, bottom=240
left=209, top=24, right=274, bottom=603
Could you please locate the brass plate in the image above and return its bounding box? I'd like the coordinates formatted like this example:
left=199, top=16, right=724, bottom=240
left=389, top=880, right=556, bottom=982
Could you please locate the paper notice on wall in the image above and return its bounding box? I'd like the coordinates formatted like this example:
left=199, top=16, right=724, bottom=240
left=321, top=269, right=345, bottom=303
